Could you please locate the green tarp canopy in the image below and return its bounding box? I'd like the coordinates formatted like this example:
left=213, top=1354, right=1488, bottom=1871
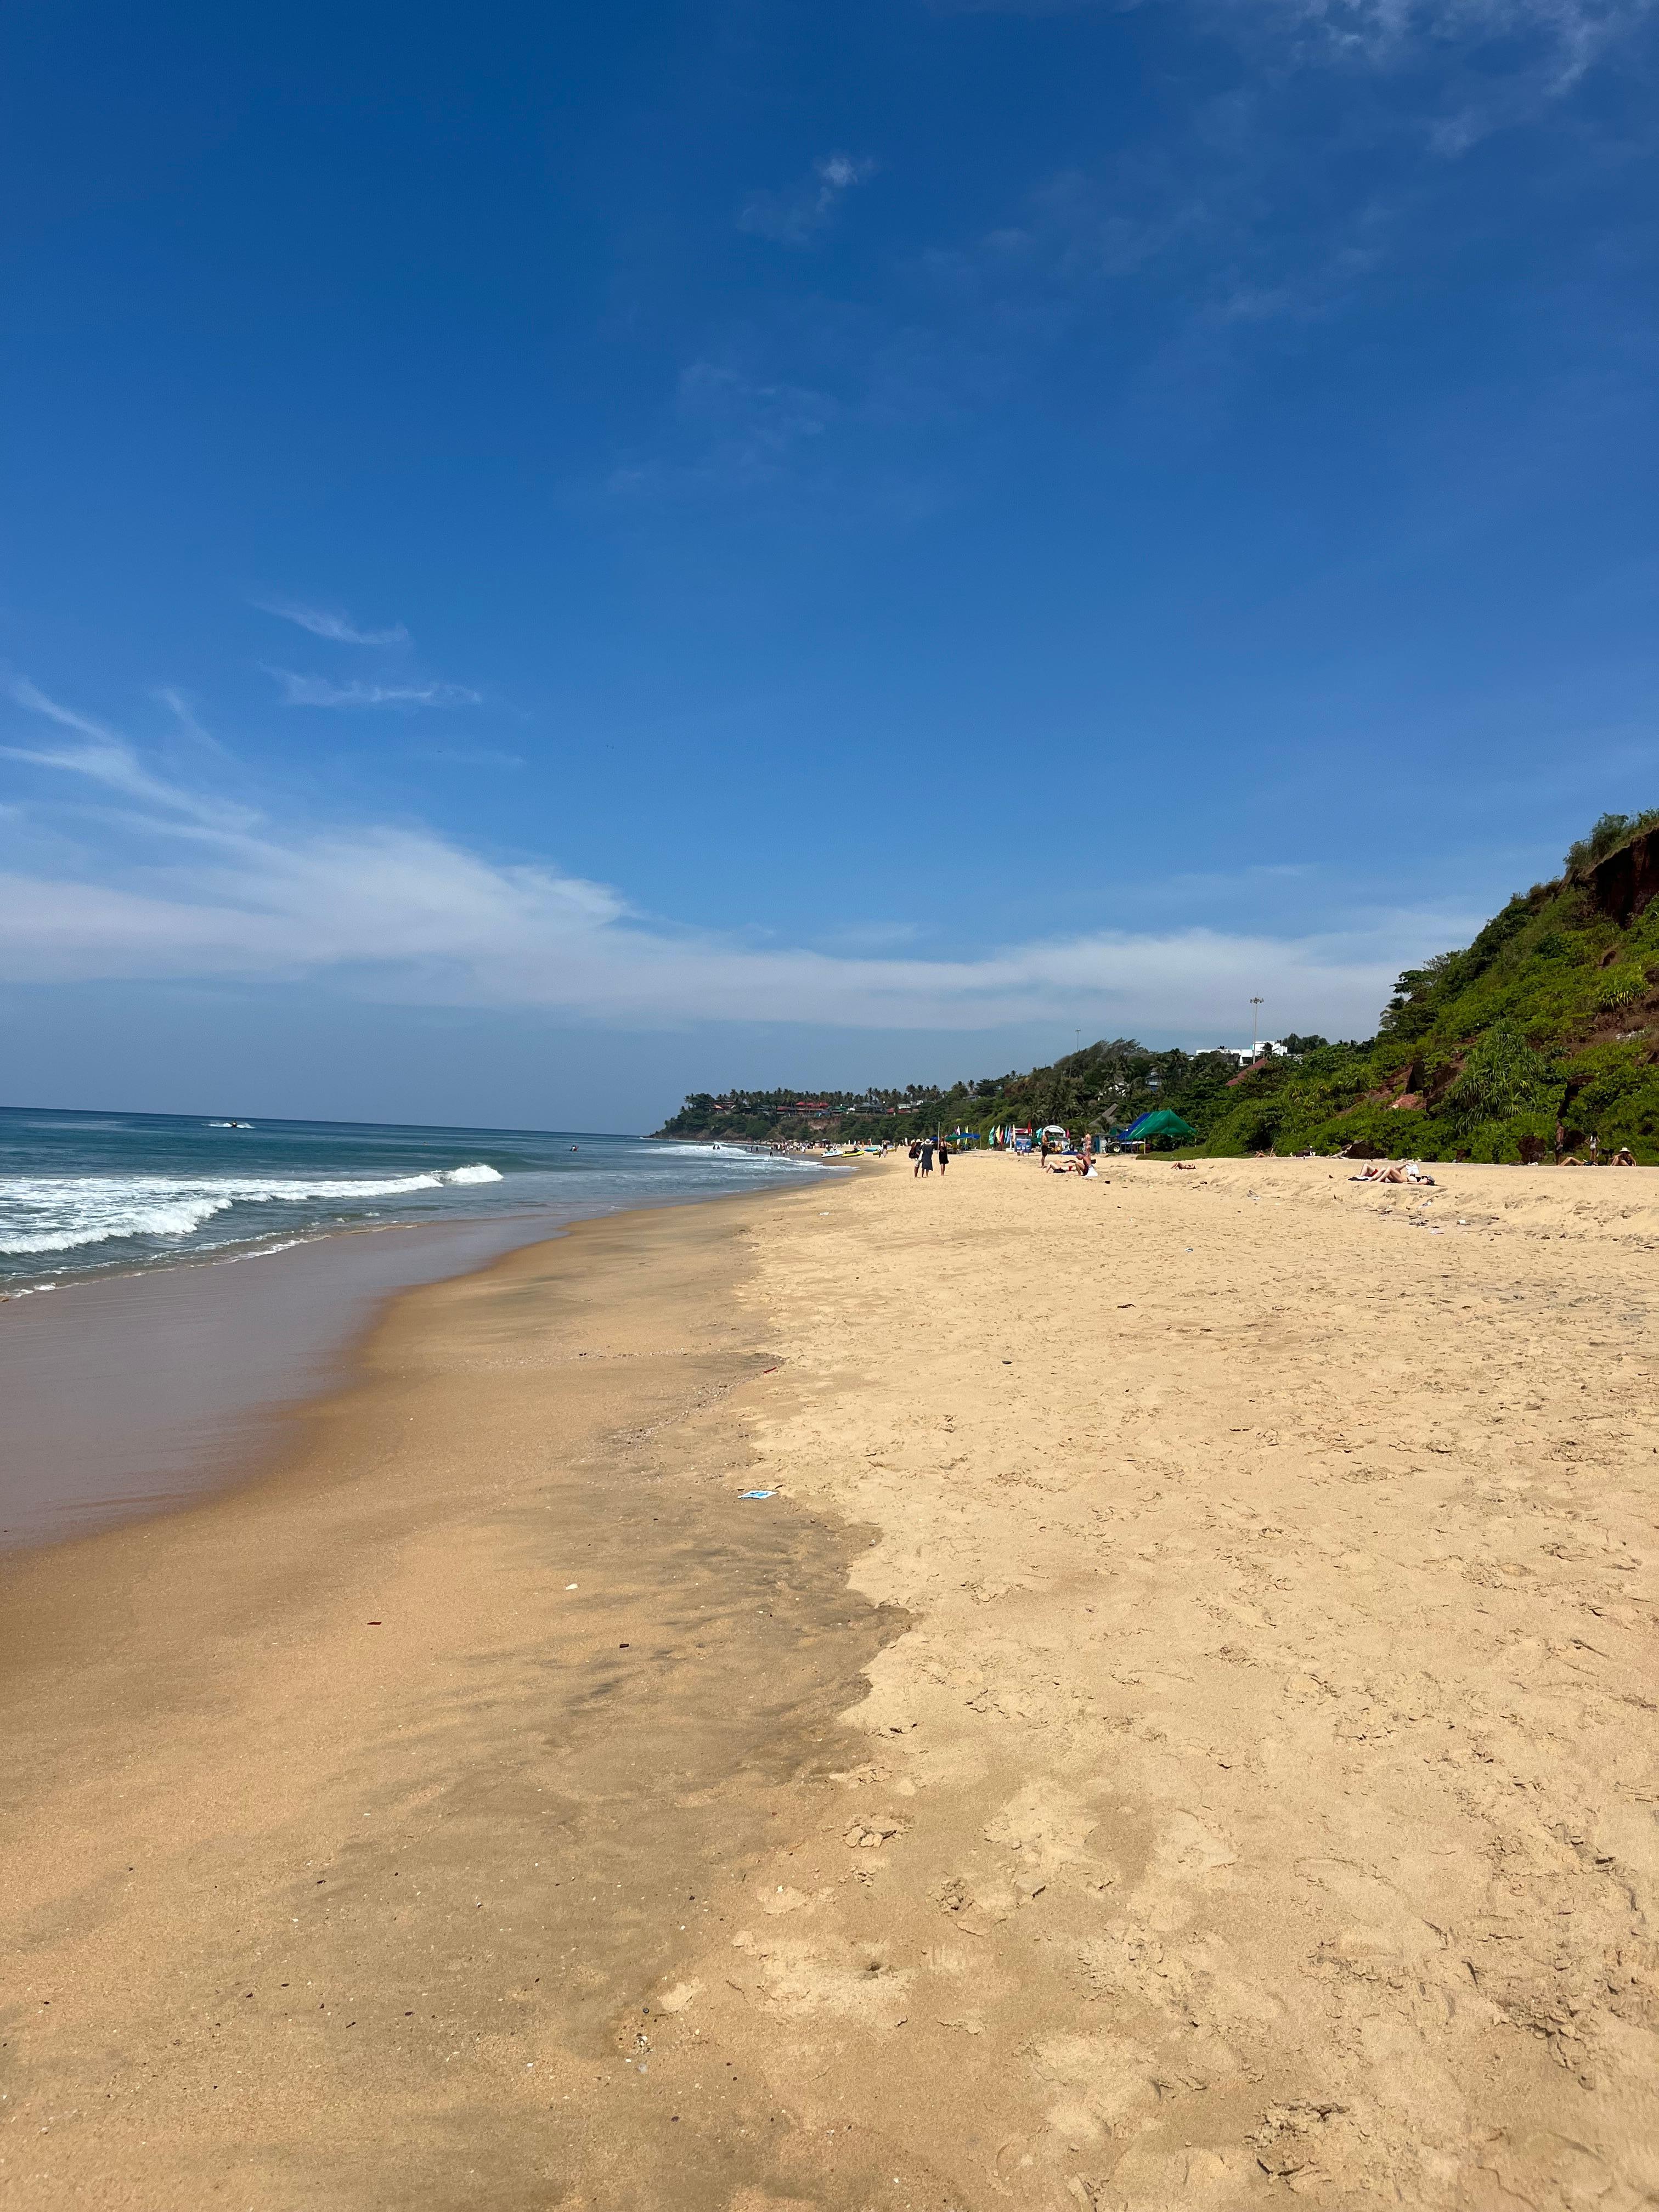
left=1120, top=1109, right=1198, bottom=1142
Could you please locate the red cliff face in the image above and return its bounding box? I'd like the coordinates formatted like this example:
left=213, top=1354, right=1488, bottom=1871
left=1588, top=826, right=1659, bottom=926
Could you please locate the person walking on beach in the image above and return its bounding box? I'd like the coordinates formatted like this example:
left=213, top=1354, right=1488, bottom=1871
left=910, top=1140, right=923, bottom=1177
left=918, top=1139, right=935, bottom=1176
left=937, top=1138, right=950, bottom=1176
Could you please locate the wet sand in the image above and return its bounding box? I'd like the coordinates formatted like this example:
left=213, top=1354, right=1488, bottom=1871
left=0, top=1214, right=565, bottom=1548
left=2, top=1195, right=904, bottom=2209
left=4, top=1154, right=1658, bottom=2209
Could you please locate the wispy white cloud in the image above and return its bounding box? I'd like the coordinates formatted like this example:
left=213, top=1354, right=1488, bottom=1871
left=248, top=601, right=479, bottom=708
left=740, top=153, right=878, bottom=246
left=608, top=364, right=841, bottom=495
left=268, top=670, right=483, bottom=708
left=1248, top=0, right=1655, bottom=150
left=904, top=0, right=1650, bottom=425
left=252, top=599, right=410, bottom=646
left=1229, top=0, right=1654, bottom=160
left=2, top=679, right=256, bottom=829
left=614, top=0, right=1649, bottom=511
left=929, top=0, right=1650, bottom=105
left=0, top=684, right=1461, bottom=1038
left=1260, top=0, right=1637, bottom=67
left=153, top=687, right=228, bottom=754
left=6, top=679, right=123, bottom=749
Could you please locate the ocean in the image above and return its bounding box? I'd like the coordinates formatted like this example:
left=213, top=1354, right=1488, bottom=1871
left=0, top=1105, right=842, bottom=1548
left=0, top=1106, right=834, bottom=1296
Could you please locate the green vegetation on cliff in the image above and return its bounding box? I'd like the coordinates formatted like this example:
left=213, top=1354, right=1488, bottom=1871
left=656, top=812, right=1659, bottom=1161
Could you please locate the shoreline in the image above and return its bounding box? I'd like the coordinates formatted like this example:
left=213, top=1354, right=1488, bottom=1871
left=0, top=1209, right=560, bottom=1552
left=1, top=1182, right=906, bottom=2209
left=0, top=1181, right=820, bottom=1554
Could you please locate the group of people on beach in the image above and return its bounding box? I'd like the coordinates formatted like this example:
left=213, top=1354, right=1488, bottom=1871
left=1039, top=1134, right=1101, bottom=1178
left=1557, top=1137, right=1638, bottom=1166
left=909, top=1137, right=950, bottom=1177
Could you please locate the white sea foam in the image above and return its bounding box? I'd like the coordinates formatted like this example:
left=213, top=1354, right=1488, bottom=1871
left=0, top=1166, right=503, bottom=1255
left=213, top=1236, right=313, bottom=1264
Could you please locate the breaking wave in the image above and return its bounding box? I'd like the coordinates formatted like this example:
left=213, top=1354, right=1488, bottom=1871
left=0, top=1166, right=503, bottom=1254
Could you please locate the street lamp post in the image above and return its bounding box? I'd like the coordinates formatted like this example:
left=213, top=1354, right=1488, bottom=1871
left=1250, top=996, right=1265, bottom=1057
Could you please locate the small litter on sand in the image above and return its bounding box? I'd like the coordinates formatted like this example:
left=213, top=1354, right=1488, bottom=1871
left=740, top=1489, right=776, bottom=1500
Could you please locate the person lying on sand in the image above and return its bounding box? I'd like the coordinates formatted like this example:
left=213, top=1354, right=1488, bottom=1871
left=1350, top=1161, right=1436, bottom=1186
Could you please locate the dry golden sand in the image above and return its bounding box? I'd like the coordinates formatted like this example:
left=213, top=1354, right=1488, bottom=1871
left=4, top=1155, right=1659, bottom=2210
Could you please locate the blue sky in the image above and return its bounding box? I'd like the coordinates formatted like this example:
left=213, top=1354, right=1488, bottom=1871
left=3, top=0, right=1656, bottom=1128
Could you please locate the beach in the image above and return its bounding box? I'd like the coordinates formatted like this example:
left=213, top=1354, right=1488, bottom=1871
left=4, top=1154, right=1657, bottom=2209
left=0, top=1108, right=834, bottom=1548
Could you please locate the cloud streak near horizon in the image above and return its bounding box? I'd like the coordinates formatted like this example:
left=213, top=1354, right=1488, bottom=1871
left=2, top=683, right=1464, bottom=1040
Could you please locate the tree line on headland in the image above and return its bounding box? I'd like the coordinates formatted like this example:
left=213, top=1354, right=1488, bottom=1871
left=655, top=811, right=1659, bottom=1163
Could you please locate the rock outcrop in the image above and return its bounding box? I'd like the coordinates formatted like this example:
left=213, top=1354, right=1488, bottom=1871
left=1587, top=823, right=1659, bottom=924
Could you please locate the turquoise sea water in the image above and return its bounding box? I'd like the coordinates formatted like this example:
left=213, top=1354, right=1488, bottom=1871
left=0, top=1107, right=833, bottom=1294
